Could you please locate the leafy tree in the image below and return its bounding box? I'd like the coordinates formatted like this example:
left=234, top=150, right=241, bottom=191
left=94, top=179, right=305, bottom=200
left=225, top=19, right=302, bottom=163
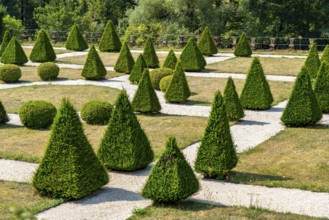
left=30, top=29, right=56, bottom=62
left=81, top=44, right=107, bottom=80
left=180, top=37, right=206, bottom=71
left=143, top=37, right=159, bottom=68
left=129, top=54, right=147, bottom=84
left=314, top=62, right=329, bottom=113
left=98, top=20, right=122, bottom=52
left=224, top=77, right=244, bottom=121
left=162, top=49, right=177, bottom=69
left=66, top=24, right=88, bottom=51
left=198, top=27, right=218, bottom=56
left=114, top=41, right=135, bottom=74
left=1, top=36, right=28, bottom=65
left=234, top=33, right=252, bottom=57
left=304, top=42, right=320, bottom=80
left=0, top=30, right=11, bottom=57
left=0, top=100, right=9, bottom=125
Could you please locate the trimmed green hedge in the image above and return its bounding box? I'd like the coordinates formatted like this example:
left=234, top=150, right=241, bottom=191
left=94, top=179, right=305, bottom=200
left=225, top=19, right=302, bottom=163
left=0, top=64, right=21, bottom=83
left=1, top=37, right=28, bottom=65
left=129, top=54, right=147, bottom=84
left=198, top=27, right=218, bottom=56
left=81, top=44, right=107, bottom=80
left=304, top=42, right=320, bottom=80
left=180, top=38, right=206, bottom=71
left=37, top=62, right=60, bottom=81
left=159, top=75, right=173, bottom=92
left=80, top=100, right=113, bottom=125
left=114, top=41, right=135, bottom=74
left=224, top=77, right=244, bottom=121
left=320, top=45, right=329, bottom=63
left=234, top=33, right=252, bottom=57
left=0, top=30, right=11, bottom=57
left=0, top=100, right=9, bottom=125
left=314, top=62, right=329, bottom=113
left=66, top=25, right=88, bottom=51
left=30, top=30, right=56, bottom=62
left=162, top=49, right=177, bottom=69
left=143, top=37, right=159, bottom=68
left=98, top=20, right=122, bottom=52
left=149, top=67, right=173, bottom=90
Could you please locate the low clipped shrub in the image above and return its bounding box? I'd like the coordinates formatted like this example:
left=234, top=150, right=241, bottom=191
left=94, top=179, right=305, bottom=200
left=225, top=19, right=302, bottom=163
left=224, top=77, right=244, bottom=121
left=80, top=100, right=113, bottom=125
left=314, top=62, right=329, bottom=113
left=37, top=62, right=60, bottom=81
left=1, top=37, right=28, bottom=65
left=0, top=100, right=9, bottom=125
left=162, top=49, right=177, bottom=69
left=198, top=27, right=218, bottom=56
left=81, top=44, right=107, bottom=80
left=304, top=42, right=320, bottom=80
left=180, top=38, right=206, bottom=71
left=234, top=33, right=252, bottom=57
left=320, top=45, right=329, bottom=63
left=143, top=37, right=159, bottom=68
left=0, top=30, right=11, bottom=57
left=129, top=54, right=147, bottom=84
left=98, top=20, right=122, bottom=52
left=149, top=67, right=173, bottom=90
left=65, top=24, right=88, bottom=51
left=114, top=41, right=135, bottom=74
left=0, top=64, right=21, bottom=83
left=159, top=75, right=173, bottom=92
left=29, top=30, right=56, bottom=62
left=19, top=100, right=57, bottom=129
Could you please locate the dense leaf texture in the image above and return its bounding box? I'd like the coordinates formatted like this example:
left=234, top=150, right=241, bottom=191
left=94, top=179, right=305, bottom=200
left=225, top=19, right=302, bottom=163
left=234, top=33, right=252, bottom=57
left=162, top=49, right=177, bottom=69
left=65, top=25, right=88, bottom=51
left=180, top=38, right=206, bottom=71
left=98, top=20, right=122, bottom=52
left=129, top=54, right=147, bottom=84
left=80, top=100, right=113, bottom=125
left=114, top=41, right=135, bottom=74
left=30, top=30, right=56, bottom=62
left=0, top=100, right=9, bottom=125
left=0, top=30, right=11, bottom=57
left=314, top=62, right=329, bottom=113
left=1, top=37, right=28, bottom=65
left=224, top=77, right=244, bottom=121
left=0, top=64, right=21, bottom=83
left=304, top=42, right=320, bottom=80
left=81, top=44, right=107, bottom=80
left=320, top=45, right=329, bottom=63
left=149, top=67, right=173, bottom=90
left=143, top=37, right=159, bottom=68
left=198, top=27, right=218, bottom=56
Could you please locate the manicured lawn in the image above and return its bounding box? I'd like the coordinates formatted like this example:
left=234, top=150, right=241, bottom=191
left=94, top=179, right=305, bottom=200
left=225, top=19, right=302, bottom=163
left=23, top=48, right=70, bottom=56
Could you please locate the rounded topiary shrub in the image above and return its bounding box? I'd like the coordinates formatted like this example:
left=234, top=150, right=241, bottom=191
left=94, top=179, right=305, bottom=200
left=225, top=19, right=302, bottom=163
left=37, top=62, right=60, bottom=81
left=19, top=101, right=57, bottom=129
left=0, top=64, right=21, bottom=83
left=149, top=67, right=173, bottom=90
left=80, top=100, right=113, bottom=125
left=159, top=75, right=173, bottom=92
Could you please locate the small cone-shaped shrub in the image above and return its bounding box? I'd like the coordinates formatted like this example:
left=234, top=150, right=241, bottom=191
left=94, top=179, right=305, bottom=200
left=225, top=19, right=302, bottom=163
left=304, top=42, right=320, bottom=80
left=142, top=136, right=199, bottom=203
left=164, top=61, right=191, bottom=103
left=143, top=37, right=159, bottom=68
left=129, top=54, right=147, bottom=84
left=0, top=100, right=9, bottom=125
left=162, top=49, right=177, bottom=69
left=114, top=41, right=135, bottom=74
left=198, top=27, right=218, bottom=56
left=180, top=38, right=206, bottom=71
left=320, top=45, right=329, bottom=63
left=132, top=69, right=161, bottom=113
left=98, top=90, right=154, bottom=171
left=0, top=30, right=11, bottom=57
left=195, top=91, right=238, bottom=179
left=81, top=44, right=107, bottom=80
left=30, top=30, right=56, bottom=62
left=281, top=66, right=322, bottom=127
left=98, top=20, right=122, bottom=52
left=234, top=33, right=252, bottom=57
left=240, top=57, right=273, bottom=110
left=1, top=37, right=28, bottom=65
left=314, top=62, right=329, bottom=113
left=224, top=77, right=244, bottom=121
left=32, top=98, right=108, bottom=199
left=65, top=25, right=88, bottom=51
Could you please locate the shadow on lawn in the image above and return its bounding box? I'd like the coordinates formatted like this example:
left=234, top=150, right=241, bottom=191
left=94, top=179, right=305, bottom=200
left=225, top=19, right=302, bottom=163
left=229, top=171, right=292, bottom=183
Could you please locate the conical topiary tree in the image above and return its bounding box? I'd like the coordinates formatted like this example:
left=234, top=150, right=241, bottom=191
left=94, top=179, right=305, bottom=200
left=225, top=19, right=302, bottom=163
left=320, top=45, right=329, bottom=63
left=0, top=100, right=9, bottom=125
left=224, top=77, right=244, bottom=121
left=281, top=66, right=322, bottom=127
left=98, top=20, right=122, bottom=52
left=195, top=91, right=238, bottom=179
left=304, top=42, right=320, bottom=80
left=198, top=27, right=218, bottom=56
left=142, top=136, right=199, bottom=203
left=65, top=24, right=88, bottom=51
left=32, top=98, right=109, bottom=199
left=30, top=30, right=56, bottom=62
left=240, top=57, right=273, bottom=110
left=314, top=62, right=329, bottom=113
left=162, top=49, right=177, bottom=69
left=114, top=41, right=135, bottom=74
left=132, top=69, right=161, bottom=113
left=129, top=54, right=147, bottom=84
left=164, top=61, right=190, bottom=103
left=1, top=37, right=28, bottom=65
left=180, top=37, right=206, bottom=71
left=0, top=30, right=11, bottom=57
left=143, top=37, right=159, bottom=68
left=81, top=44, right=107, bottom=80
left=234, top=33, right=252, bottom=57
left=98, top=90, right=154, bottom=171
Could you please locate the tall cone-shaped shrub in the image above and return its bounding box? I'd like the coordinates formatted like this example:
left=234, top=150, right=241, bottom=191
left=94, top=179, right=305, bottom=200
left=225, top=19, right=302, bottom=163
left=234, top=33, right=252, bottom=57
left=320, top=45, right=329, bottom=63
left=195, top=91, right=238, bottom=179
left=81, top=44, right=107, bottom=80
left=32, top=98, right=109, bottom=199
left=1, top=37, right=28, bottom=65
left=165, top=61, right=190, bottom=103
left=142, top=137, right=199, bottom=202
left=143, top=37, right=159, bottom=68
left=240, top=57, right=273, bottom=110
left=162, top=49, right=177, bottom=69
left=30, top=30, right=56, bottom=62
left=281, top=66, right=322, bottom=127
left=0, top=100, right=9, bottom=125
left=198, top=27, right=218, bottom=56
left=98, top=20, right=122, bottom=52
left=304, top=42, right=320, bottom=80
left=0, top=30, right=11, bottom=57
left=98, top=90, right=154, bottom=171
left=114, top=41, right=135, bottom=74
left=129, top=54, right=147, bottom=84
left=314, top=62, right=329, bottom=113
left=66, top=25, right=88, bottom=51
left=224, top=77, right=244, bottom=121
left=180, top=38, right=206, bottom=71
left=132, top=69, right=161, bottom=113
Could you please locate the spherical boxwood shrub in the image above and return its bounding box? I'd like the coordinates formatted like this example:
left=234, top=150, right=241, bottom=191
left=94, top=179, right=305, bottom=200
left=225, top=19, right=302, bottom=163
left=80, top=100, right=113, bottom=125
left=0, top=64, right=21, bottom=83
left=37, top=62, right=60, bottom=81
left=149, top=67, right=173, bottom=90
left=159, top=75, right=173, bottom=92
left=19, top=101, right=57, bottom=129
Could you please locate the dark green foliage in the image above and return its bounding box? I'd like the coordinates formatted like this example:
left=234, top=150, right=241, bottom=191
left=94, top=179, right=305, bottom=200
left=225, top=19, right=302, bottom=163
left=143, top=37, right=159, bottom=68
left=129, top=54, right=147, bottom=84
left=198, top=27, right=218, bottom=56
left=132, top=69, right=161, bottom=113
left=30, top=30, right=56, bottom=62
left=165, top=61, right=191, bottom=103
left=224, top=77, right=244, bottom=121
left=81, top=44, right=107, bottom=80
left=142, top=136, right=199, bottom=202
left=320, top=45, right=329, bottom=63
left=304, top=42, right=320, bottom=80
left=159, top=75, right=173, bottom=92
left=32, top=98, right=108, bottom=199
left=65, top=25, right=88, bottom=51
left=1, top=37, right=28, bottom=65
left=281, top=66, right=322, bottom=127
left=314, top=62, right=329, bottom=113
left=98, top=90, right=154, bottom=171
left=149, top=67, right=173, bottom=90
left=80, top=100, right=113, bottom=125
left=37, top=62, right=60, bottom=81
left=180, top=38, right=206, bottom=71
left=19, top=100, right=57, bottom=129
left=0, top=64, right=21, bottom=83
left=162, top=49, right=177, bottom=69
left=240, top=57, right=273, bottom=110
left=195, top=91, right=238, bottom=179
left=114, top=41, right=135, bottom=74
left=0, top=30, right=11, bottom=57
left=98, top=20, right=122, bottom=52
left=0, top=100, right=9, bottom=125
left=234, top=33, right=252, bottom=57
